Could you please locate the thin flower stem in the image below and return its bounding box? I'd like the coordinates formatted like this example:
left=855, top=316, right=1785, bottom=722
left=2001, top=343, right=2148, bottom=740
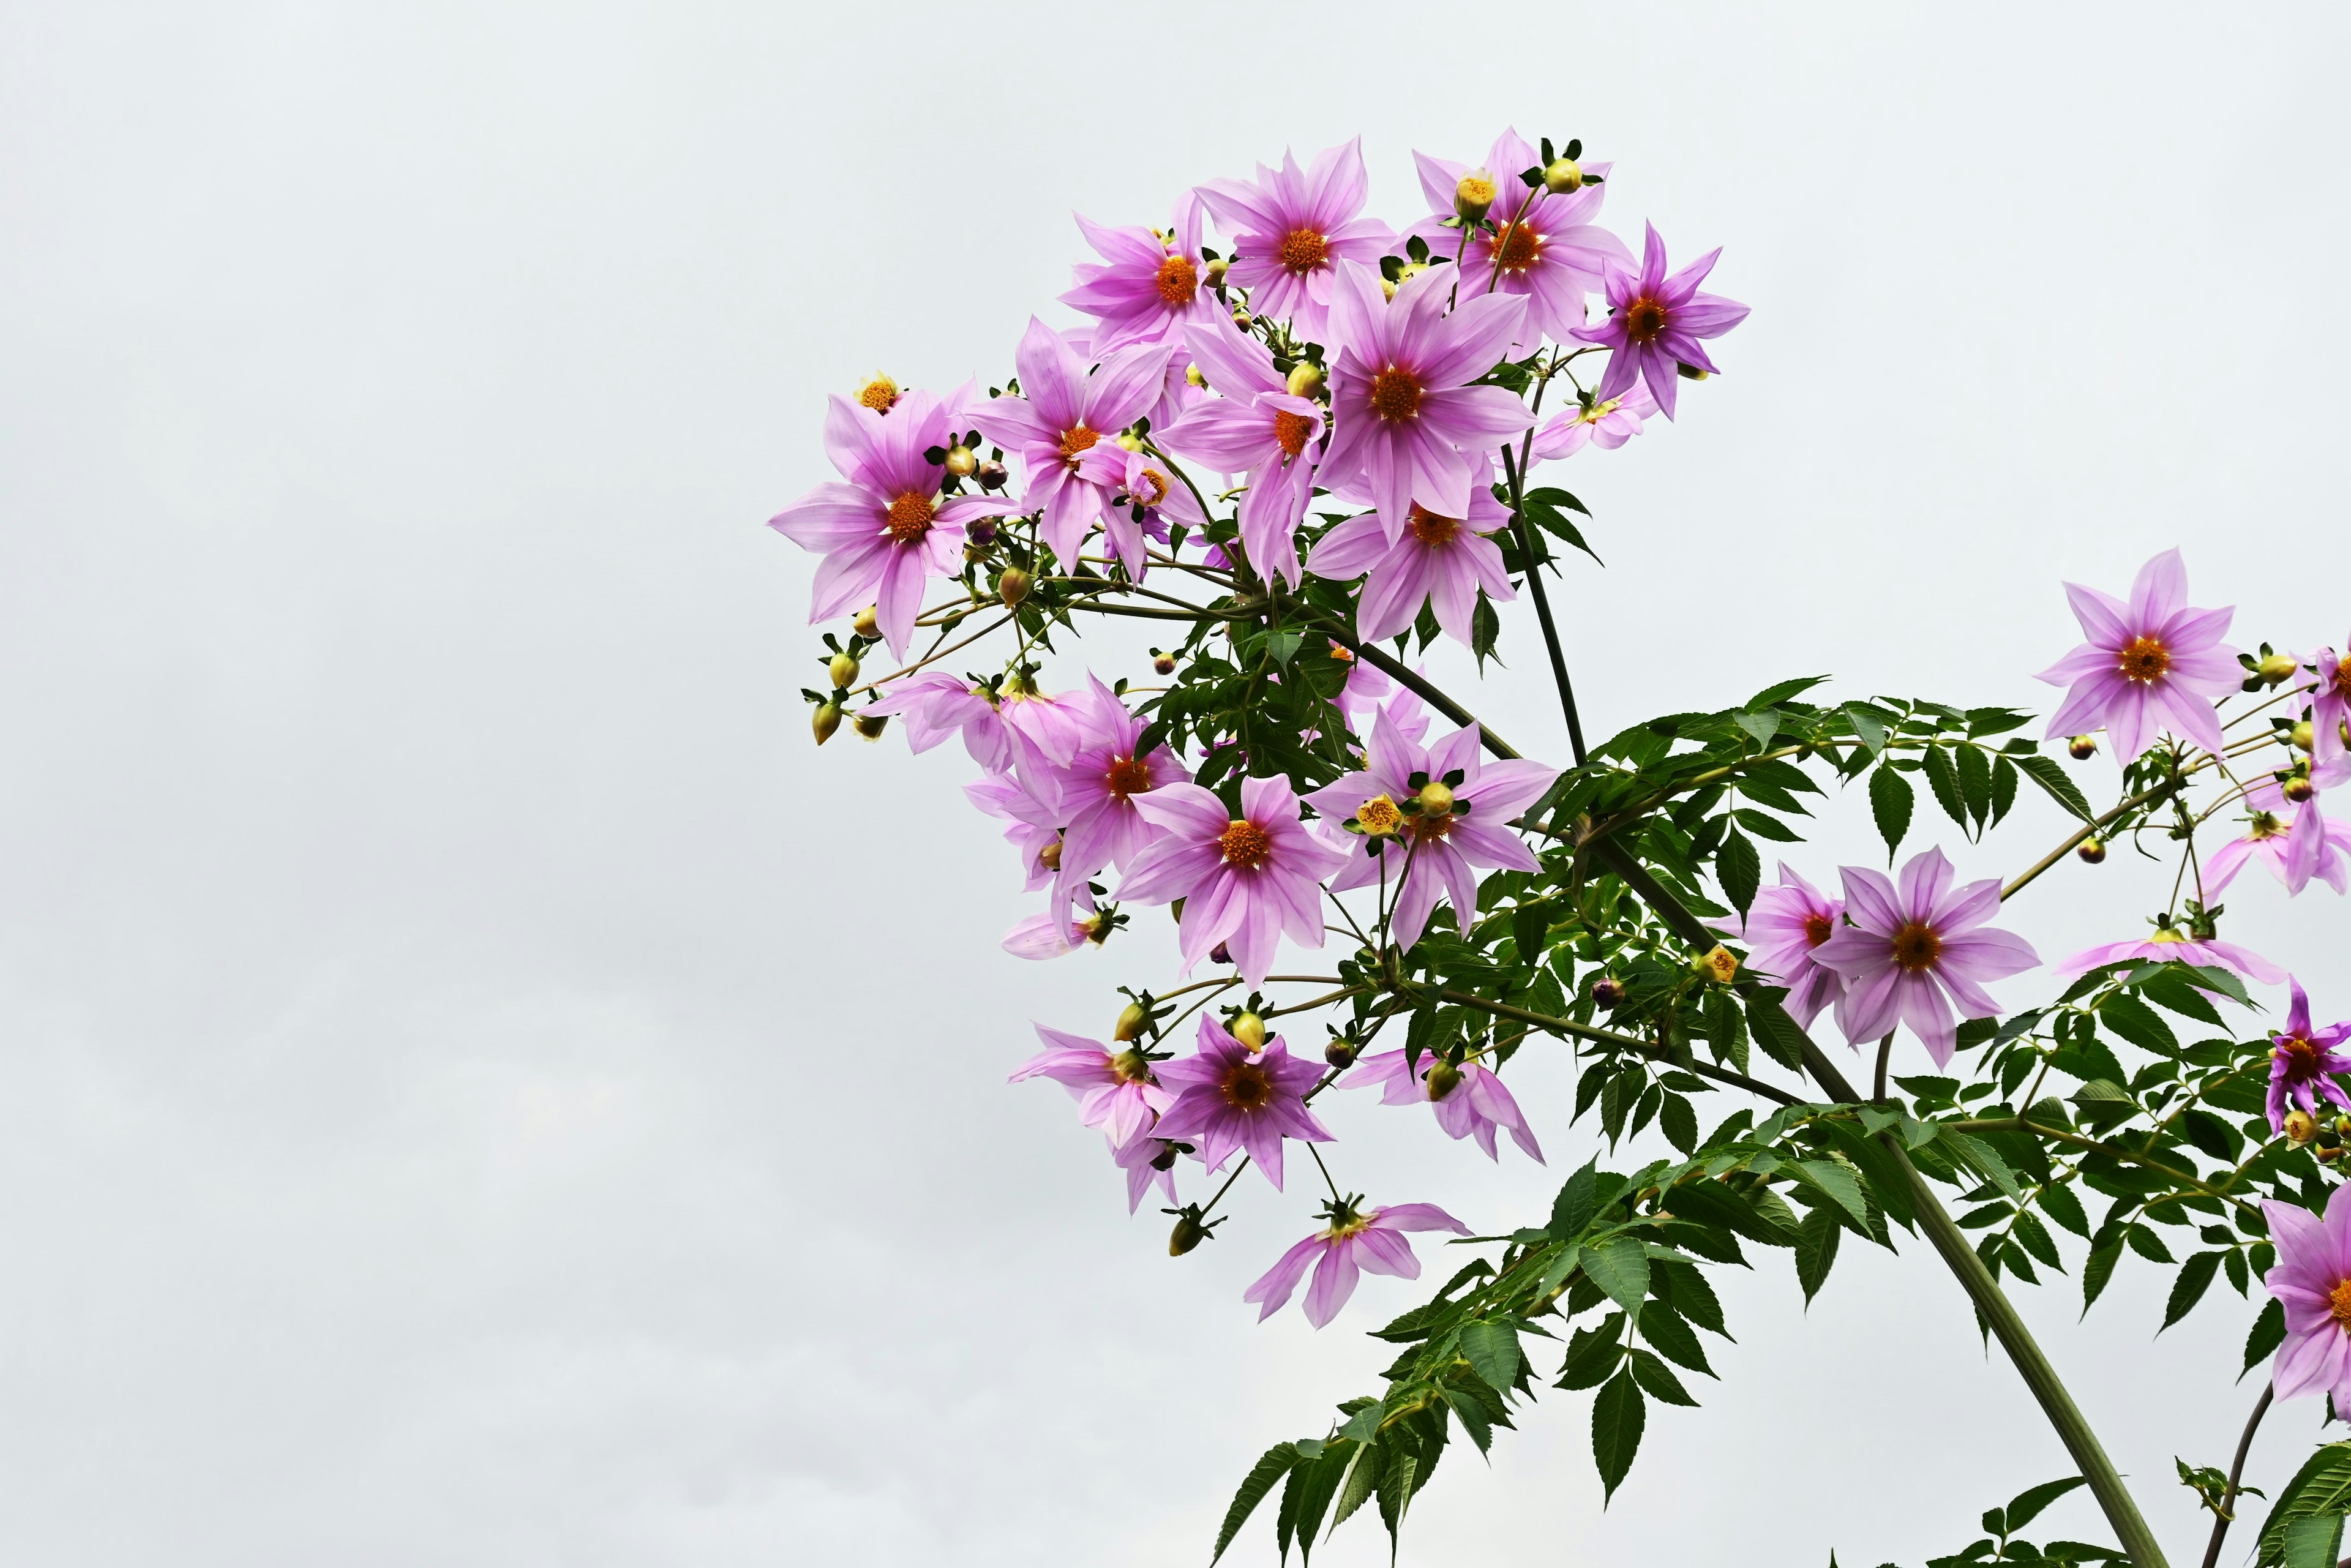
left=1265, top=986, right=1369, bottom=1020
left=1193, top=1158, right=1252, bottom=1227
left=2199, top=1384, right=2274, bottom=1568
left=1431, top=987, right=1804, bottom=1105
left=1873, top=1033, right=1895, bottom=1105
left=1947, top=1117, right=2259, bottom=1218
left=847, top=611, right=1017, bottom=696
left=1499, top=441, right=1588, bottom=765
left=2001, top=774, right=2192, bottom=901
left=1307, top=1143, right=1343, bottom=1204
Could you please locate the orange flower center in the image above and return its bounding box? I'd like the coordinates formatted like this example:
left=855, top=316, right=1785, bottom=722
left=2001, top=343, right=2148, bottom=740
left=1622, top=296, right=1669, bottom=343
left=2330, top=1278, right=2351, bottom=1327
left=1406, top=505, right=1460, bottom=547
left=1370, top=366, right=1423, bottom=422
left=2277, top=1035, right=2320, bottom=1081
left=1058, top=425, right=1102, bottom=463
left=1492, top=222, right=1542, bottom=274
left=2333, top=656, right=2351, bottom=700
left=1218, top=819, right=1273, bottom=869
left=1407, top=812, right=1455, bottom=843
left=857, top=376, right=898, bottom=413
left=1154, top=253, right=1199, bottom=308
left=1891, top=920, right=1941, bottom=972
left=1277, top=227, right=1330, bottom=273
left=1272, top=409, right=1314, bottom=458
left=1103, top=756, right=1155, bottom=801
left=1220, top=1059, right=1273, bottom=1111
left=1133, top=468, right=1170, bottom=508
left=885, top=491, right=936, bottom=543
left=2117, top=635, right=2171, bottom=683
left=1355, top=795, right=1401, bottom=836
left=1802, top=912, right=1835, bottom=947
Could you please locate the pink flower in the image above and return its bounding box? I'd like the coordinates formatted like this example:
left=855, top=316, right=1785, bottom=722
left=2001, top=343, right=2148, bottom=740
left=1059, top=194, right=1218, bottom=355
left=1243, top=1201, right=1469, bottom=1327
left=1402, top=128, right=1630, bottom=344
left=1340, top=1049, right=1543, bottom=1163
left=2053, top=929, right=2287, bottom=986
left=1000, top=885, right=1112, bottom=961
left=2265, top=978, right=2351, bottom=1133
left=971, top=320, right=1166, bottom=568
left=1157, top=306, right=1325, bottom=587
left=1335, top=658, right=1432, bottom=749
left=1319, top=263, right=1535, bottom=541
left=1813, top=847, right=2039, bottom=1068
left=1570, top=223, right=1748, bottom=419
left=1115, top=775, right=1348, bottom=987
left=1531, top=380, right=1658, bottom=462
left=768, top=388, right=1019, bottom=658
left=1027, top=677, right=1190, bottom=895
left=1114, top=1134, right=1181, bottom=1213
left=2260, top=1184, right=2351, bottom=1409
left=864, top=671, right=1016, bottom=771
left=1304, top=713, right=1558, bottom=952
left=1149, top=1017, right=1332, bottom=1190
left=1008, top=1024, right=1175, bottom=1149
left=2036, top=549, right=2240, bottom=765
left=1303, top=469, right=1515, bottom=647
left=1714, top=864, right=1848, bottom=1029
left=966, top=771, right=1064, bottom=892
left=1196, top=139, right=1393, bottom=343
left=1073, top=441, right=1210, bottom=579
left=2205, top=776, right=2351, bottom=897
left=2306, top=645, right=2351, bottom=773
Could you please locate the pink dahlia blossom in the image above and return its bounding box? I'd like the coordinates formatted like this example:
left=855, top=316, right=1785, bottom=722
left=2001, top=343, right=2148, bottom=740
left=999, top=891, right=1110, bottom=961
left=1059, top=194, right=1218, bottom=355
left=2265, top=978, right=2351, bottom=1133
left=1116, top=775, right=1348, bottom=987
left=2261, top=1184, right=2351, bottom=1408
left=1336, top=658, right=1433, bottom=749
left=1531, top=381, right=1657, bottom=462
left=1340, top=1048, right=1543, bottom=1163
left=1813, top=847, right=2039, bottom=1068
left=1073, top=441, right=1209, bottom=579
left=2306, top=644, right=2351, bottom=773
left=1114, top=1134, right=1181, bottom=1212
left=2054, top=928, right=2286, bottom=986
left=1196, top=139, right=1393, bottom=343
left=971, top=320, right=1166, bottom=567
left=1403, top=129, right=1630, bottom=344
left=1303, top=468, right=1515, bottom=647
left=768, top=388, right=1020, bottom=658
left=1569, top=223, right=1748, bottom=419
left=1028, top=677, right=1189, bottom=896
left=1157, top=306, right=1325, bottom=587
left=966, top=771, right=1065, bottom=893
left=2036, top=549, right=2240, bottom=765
left=1319, top=263, right=1535, bottom=541
left=994, top=676, right=1090, bottom=773
left=1714, top=863, right=1848, bottom=1029
left=1243, top=1201, right=1470, bottom=1327
left=863, top=671, right=1017, bottom=771
left=2288, top=767, right=2351, bottom=895
left=1149, top=1016, right=1332, bottom=1190
left=1305, top=713, right=1558, bottom=952
left=1008, top=1024, right=1175, bottom=1149
left=2205, top=776, right=2351, bottom=897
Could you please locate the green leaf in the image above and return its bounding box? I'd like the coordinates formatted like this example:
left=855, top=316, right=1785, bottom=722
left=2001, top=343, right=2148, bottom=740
left=2013, top=1210, right=2064, bottom=1270
left=2040, top=1179, right=2090, bottom=1237
left=1796, top=1205, right=1841, bottom=1304
left=1717, top=824, right=1761, bottom=917
left=1940, top=1130, right=2025, bottom=1199
left=2002, top=1476, right=2088, bottom=1534
left=2098, top=994, right=2180, bottom=1057
left=2260, top=1444, right=2351, bottom=1567
left=1869, top=765, right=1914, bottom=862
left=2082, top=1242, right=2123, bottom=1314
left=1626, top=1348, right=1698, bottom=1406
left=2015, top=751, right=2096, bottom=824
left=2285, top=1515, right=2346, bottom=1568
left=1793, top=1159, right=1870, bottom=1227
left=1955, top=743, right=1994, bottom=830
left=1591, top=1370, right=1646, bottom=1502
left=1549, top=1161, right=1599, bottom=1239
left=1283, top=1439, right=1354, bottom=1566
left=1990, top=752, right=2020, bottom=825
left=1460, top=1319, right=1522, bottom=1394
left=1213, top=1442, right=1299, bottom=1562
left=1923, top=743, right=1970, bottom=833
left=1581, top=1238, right=1653, bottom=1317
left=2140, top=967, right=2228, bottom=1028
left=1638, top=1302, right=1717, bottom=1375
left=1265, top=629, right=1303, bottom=669
left=1734, top=710, right=1782, bottom=749
left=2162, top=1253, right=2222, bottom=1332
left=1844, top=703, right=1888, bottom=756
left=2246, top=1298, right=2287, bottom=1378
left=1659, top=1092, right=1698, bottom=1155
left=1469, top=591, right=1502, bottom=671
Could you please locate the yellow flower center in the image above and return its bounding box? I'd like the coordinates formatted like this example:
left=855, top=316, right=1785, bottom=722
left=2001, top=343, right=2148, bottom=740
left=857, top=374, right=899, bottom=413
left=1578, top=397, right=1623, bottom=425
left=1058, top=425, right=1101, bottom=464
left=1272, top=409, right=1314, bottom=458
left=2251, top=812, right=2287, bottom=840
left=1219, top=819, right=1273, bottom=869
left=2331, top=1278, right=2351, bottom=1328
left=2148, top=926, right=2188, bottom=943
left=1356, top=795, right=1401, bottom=836
left=1220, top=1059, right=1272, bottom=1110
left=1406, top=505, right=1459, bottom=547
left=1277, top=227, right=1330, bottom=273
left=1622, top=296, right=1670, bottom=342
left=1370, top=366, right=1423, bottom=422
left=1891, top=921, right=1941, bottom=973
left=2277, top=1035, right=2320, bottom=1079
left=2117, top=635, right=2172, bottom=684
left=2334, top=656, right=2351, bottom=700
left=1154, top=253, right=1199, bottom=308
left=885, top=491, right=936, bottom=543
left=1492, top=222, right=1542, bottom=274
left=1133, top=468, right=1170, bottom=508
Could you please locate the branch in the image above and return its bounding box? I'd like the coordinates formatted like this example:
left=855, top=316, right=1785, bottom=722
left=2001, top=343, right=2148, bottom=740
left=1433, top=986, right=1804, bottom=1106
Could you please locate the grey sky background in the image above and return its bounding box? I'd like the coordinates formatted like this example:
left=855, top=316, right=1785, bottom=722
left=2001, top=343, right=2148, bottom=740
left=3, top=2, right=2348, bottom=1563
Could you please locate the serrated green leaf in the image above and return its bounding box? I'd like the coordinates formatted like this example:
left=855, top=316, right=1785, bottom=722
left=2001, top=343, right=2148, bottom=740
left=1549, top=1161, right=1599, bottom=1240
left=1923, top=743, right=1970, bottom=833
left=1460, top=1319, right=1521, bottom=1394
left=2285, top=1514, right=2346, bottom=1568
left=1592, top=1370, right=1646, bottom=1502
left=1213, top=1442, right=1299, bottom=1562
left=2098, top=993, right=2180, bottom=1056
left=1638, top=1301, right=1717, bottom=1375
left=2082, top=1242, right=2123, bottom=1315
left=1870, top=765, right=1914, bottom=861
left=2015, top=751, right=2096, bottom=824
left=1955, top=743, right=1993, bottom=830
left=2162, top=1252, right=2222, bottom=1332
left=1626, top=1347, right=1698, bottom=1406
left=1793, top=1159, right=1870, bottom=1226
left=1717, top=825, right=1760, bottom=917
left=1581, top=1238, right=1652, bottom=1317
left=1796, top=1205, right=1841, bottom=1304
left=2003, top=1476, right=2088, bottom=1534
left=2246, top=1298, right=2287, bottom=1378
left=1990, top=752, right=2020, bottom=825
left=1845, top=703, right=1887, bottom=756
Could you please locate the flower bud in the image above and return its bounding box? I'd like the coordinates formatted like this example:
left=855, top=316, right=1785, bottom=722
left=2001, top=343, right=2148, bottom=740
left=2260, top=652, right=2301, bottom=686
left=977, top=460, right=1008, bottom=492
left=2076, top=836, right=2106, bottom=865
left=1453, top=169, right=1498, bottom=223
left=1416, top=780, right=1455, bottom=816
left=966, top=517, right=999, bottom=547
left=1591, top=975, right=1627, bottom=1009
left=1114, top=1001, right=1150, bottom=1042
left=1381, top=278, right=1398, bottom=301
left=1229, top=1011, right=1267, bottom=1052
left=2068, top=734, right=2099, bottom=760
left=1205, top=257, right=1229, bottom=287
left=1169, top=1213, right=1206, bottom=1255
left=1543, top=158, right=1584, bottom=193
left=1675, top=363, right=1711, bottom=381
left=943, top=444, right=978, bottom=478
left=1324, top=1036, right=1360, bottom=1070
left=1425, top=1060, right=1463, bottom=1101
left=852, top=604, right=881, bottom=640
left=2320, top=1142, right=2344, bottom=1165
left=1150, top=1142, right=1179, bottom=1171
left=999, top=568, right=1032, bottom=607
left=855, top=372, right=898, bottom=413
left=1231, top=309, right=1253, bottom=331
left=2285, top=774, right=2316, bottom=803
left=852, top=712, right=888, bottom=742
left=2286, top=1108, right=2319, bottom=1147
left=1116, top=431, right=1145, bottom=453
left=1693, top=945, right=1739, bottom=984
left=1284, top=361, right=1325, bottom=400
left=2293, top=721, right=2317, bottom=752
left=811, top=702, right=842, bottom=745
left=1153, top=653, right=1177, bottom=676
left=1037, top=836, right=1062, bottom=871
left=1184, top=362, right=1207, bottom=389
left=827, top=651, right=860, bottom=689
left=1208, top=940, right=1231, bottom=965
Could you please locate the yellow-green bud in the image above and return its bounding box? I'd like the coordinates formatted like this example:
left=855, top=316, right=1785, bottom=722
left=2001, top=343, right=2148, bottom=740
left=2075, top=836, right=2106, bottom=865
left=998, top=568, right=1032, bottom=607
left=1230, top=1011, right=1267, bottom=1052
left=1205, top=257, right=1229, bottom=287
left=1543, top=158, right=1584, bottom=193
left=2285, top=1108, right=2318, bottom=1146
left=2260, top=652, right=2300, bottom=686
left=1184, top=362, right=1207, bottom=388
left=2068, top=734, right=2099, bottom=760
left=811, top=702, right=842, bottom=745
left=1038, top=836, right=1063, bottom=871
left=1116, top=431, right=1145, bottom=452
left=1114, top=1001, right=1150, bottom=1042
left=2285, top=775, right=2316, bottom=804
left=1153, top=653, right=1177, bottom=676
left=1285, top=361, right=1325, bottom=400
left=1416, top=780, right=1455, bottom=816
left=852, top=712, right=888, bottom=742
left=1425, top=1060, right=1463, bottom=1101
left=852, top=604, right=881, bottom=640
left=827, top=651, right=860, bottom=689
left=1453, top=169, right=1498, bottom=223
left=1324, top=1036, right=1360, bottom=1070
left=2294, top=720, right=2317, bottom=752
left=1169, top=1214, right=1206, bottom=1255
left=943, top=444, right=978, bottom=478
left=1231, top=309, right=1253, bottom=331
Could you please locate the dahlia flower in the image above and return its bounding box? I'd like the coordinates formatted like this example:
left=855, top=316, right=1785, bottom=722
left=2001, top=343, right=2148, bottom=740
left=2308, top=644, right=2351, bottom=773
left=1116, top=775, right=1349, bottom=987
left=1073, top=441, right=1209, bottom=578
left=1340, top=1048, right=1543, bottom=1163
left=966, top=771, right=1064, bottom=893
left=1059, top=193, right=1218, bottom=355
left=1008, top=1024, right=1175, bottom=1150
left=1403, top=128, right=1630, bottom=344
left=2206, top=776, right=2351, bottom=896
left=1114, top=1134, right=1180, bottom=1212
left=863, top=671, right=1016, bottom=771
left=1027, top=677, right=1189, bottom=893
left=1155, top=306, right=1325, bottom=587
left=1714, top=863, right=1848, bottom=1029
left=999, top=894, right=1109, bottom=961
left=768, top=388, right=1020, bottom=657
left=2036, top=549, right=2240, bottom=765
left=1149, top=1016, right=1332, bottom=1190
left=2053, top=928, right=2286, bottom=986
left=1813, top=847, right=2039, bottom=1067
left=1569, top=223, right=1748, bottom=419
left=2265, top=979, right=2351, bottom=1133
left=1243, top=1201, right=1469, bottom=1327
left=1303, top=470, right=1515, bottom=647
left=972, top=320, right=1167, bottom=567
left=1531, top=380, right=1657, bottom=462
left=1196, top=139, right=1393, bottom=342
left=2261, top=1183, right=2351, bottom=1408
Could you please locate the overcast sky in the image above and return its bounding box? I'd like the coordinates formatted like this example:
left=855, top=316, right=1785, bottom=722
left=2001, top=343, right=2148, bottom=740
left=4, top=2, right=2349, bottom=1564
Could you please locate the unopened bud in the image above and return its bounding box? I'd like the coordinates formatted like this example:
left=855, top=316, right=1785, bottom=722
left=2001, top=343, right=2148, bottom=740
left=1185, top=362, right=1207, bottom=388
left=2293, top=721, right=2317, bottom=752
left=2068, top=734, right=2099, bottom=760
left=2285, top=775, right=2316, bottom=803
left=1381, top=278, right=1398, bottom=301
left=1169, top=1214, right=1206, bottom=1255
left=1543, top=158, right=1584, bottom=193
left=2260, top=652, right=2300, bottom=686
left=977, top=460, right=1008, bottom=492
left=1114, top=1001, right=1150, bottom=1042
left=1285, top=361, right=1325, bottom=400
left=1231, top=309, right=1253, bottom=331
left=852, top=712, right=888, bottom=742
left=1675, top=362, right=1711, bottom=381
left=827, top=652, right=860, bottom=689
left=852, top=604, right=881, bottom=640
left=1153, top=653, right=1176, bottom=676
left=966, top=517, right=1000, bottom=547
left=1205, top=257, right=1229, bottom=287
left=1324, top=1036, right=1360, bottom=1070
left=811, top=702, right=842, bottom=745
left=1230, top=1011, right=1267, bottom=1052
left=1116, top=431, right=1144, bottom=453
left=1208, top=940, right=1231, bottom=965
left=1425, top=1060, right=1463, bottom=1101
left=855, top=373, right=898, bottom=413
left=2285, top=1108, right=2319, bottom=1147
left=1037, top=836, right=1062, bottom=871
left=2076, top=836, right=2106, bottom=865
left=1150, top=1142, right=1178, bottom=1171
left=1453, top=169, right=1498, bottom=223
left=943, top=444, right=978, bottom=478
left=2321, top=1143, right=2344, bottom=1164
left=1416, top=780, right=1455, bottom=816
left=1694, top=945, right=1739, bottom=984
left=1591, top=975, right=1627, bottom=1009
left=998, top=567, right=1032, bottom=607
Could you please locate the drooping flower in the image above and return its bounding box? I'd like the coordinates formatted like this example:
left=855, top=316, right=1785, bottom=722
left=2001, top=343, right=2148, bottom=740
left=999, top=891, right=1112, bottom=961
left=1335, top=658, right=1433, bottom=749
left=2035, top=549, right=2240, bottom=765
left=994, top=672, right=1091, bottom=774
left=1113, top=1133, right=1181, bottom=1212
left=1116, top=775, right=1349, bottom=986
left=1059, top=194, right=1218, bottom=355
left=1196, top=140, right=1393, bottom=342
left=1569, top=223, right=1748, bottom=419
left=1156, top=306, right=1325, bottom=587
left=1304, top=713, right=1558, bottom=952
left=1714, top=863, right=1848, bottom=1029
left=1813, top=847, right=2039, bottom=1067
left=2289, top=767, right=2351, bottom=896
left=1008, top=1024, right=1176, bottom=1149
left=1027, top=677, right=1190, bottom=895
left=2260, top=1183, right=2351, bottom=1408
left=2053, top=927, right=2287, bottom=986
left=863, top=670, right=1016, bottom=771
left=971, top=320, right=1168, bottom=567
left=2265, top=979, right=2351, bottom=1133
left=1243, top=1200, right=1469, bottom=1327
left=1403, top=128, right=1630, bottom=344
left=2206, top=776, right=2351, bottom=897
left=769, top=387, right=1020, bottom=657
left=1319, top=263, right=1535, bottom=541
left=1149, top=1016, right=1332, bottom=1190
left=1340, top=1048, right=1543, bottom=1162
left=1073, top=441, right=1210, bottom=578
left=966, top=770, right=1065, bottom=893
left=1531, top=380, right=1658, bottom=462
left=2307, top=644, right=2351, bottom=773
left=1302, top=471, right=1515, bottom=647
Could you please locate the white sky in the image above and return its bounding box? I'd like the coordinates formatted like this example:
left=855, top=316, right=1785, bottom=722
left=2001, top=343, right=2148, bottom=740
left=2, top=2, right=2349, bottom=1564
